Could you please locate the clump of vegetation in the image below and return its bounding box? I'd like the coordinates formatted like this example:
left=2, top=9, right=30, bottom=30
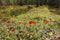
left=57, top=8, right=60, bottom=15
left=0, top=6, right=60, bottom=40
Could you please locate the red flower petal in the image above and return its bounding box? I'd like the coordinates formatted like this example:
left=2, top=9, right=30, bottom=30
left=44, top=19, right=49, bottom=24
left=29, top=21, right=36, bottom=25
left=7, top=20, right=11, bottom=23
left=29, top=21, right=33, bottom=24
left=2, top=19, right=5, bottom=23
left=9, top=29, right=14, bottom=33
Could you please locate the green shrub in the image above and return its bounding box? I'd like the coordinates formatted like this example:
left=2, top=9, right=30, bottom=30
left=57, top=8, right=60, bottom=15
left=9, top=8, right=27, bottom=16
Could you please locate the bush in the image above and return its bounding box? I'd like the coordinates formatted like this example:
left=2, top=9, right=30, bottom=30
left=0, top=6, right=28, bottom=17
left=57, top=8, right=60, bottom=15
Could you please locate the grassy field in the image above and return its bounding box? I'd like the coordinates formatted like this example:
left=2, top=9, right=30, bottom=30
left=0, top=6, right=60, bottom=40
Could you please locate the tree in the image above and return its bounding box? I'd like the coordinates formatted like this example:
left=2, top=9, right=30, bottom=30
left=48, top=0, right=60, bottom=9
left=24, top=0, right=27, bottom=5
left=6, top=0, right=10, bottom=5
left=0, top=0, right=2, bottom=5
left=17, top=0, right=23, bottom=6
left=36, top=0, right=39, bottom=7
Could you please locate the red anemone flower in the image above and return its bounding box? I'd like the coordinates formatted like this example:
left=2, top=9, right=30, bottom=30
left=2, top=19, right=5, bottom=23
left=29, top=21, right=36, bottom=25
left=7, top=20, right=11, bottom=24
left=9, top=29, right=14, bottom=33
left=44, top=19, right=49, bottom=24
left=33, top=22, right=36, bottom=24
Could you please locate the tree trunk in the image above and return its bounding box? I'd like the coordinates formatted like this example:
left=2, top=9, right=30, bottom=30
left=36, top=0, right=39, bottom=7
left=0, top=0, right=2, bottom=6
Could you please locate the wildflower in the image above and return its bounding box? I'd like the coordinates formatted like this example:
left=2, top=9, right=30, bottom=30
left=48, top=32, right=53, bottom=36
left=2, top=19, right=5, bottom=23
left=17, top=22, right=21, bottom=24
left=33, top=21, right=36, bottom=24
left=29, top=20, right=36, bottom=25
left=44, top=19, right=49, bottom=24
left=9, top=29, right=14, bottom=33
left=7, top=20, right=11, bottom=24
left=29, top=21, right=33, bottom=24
